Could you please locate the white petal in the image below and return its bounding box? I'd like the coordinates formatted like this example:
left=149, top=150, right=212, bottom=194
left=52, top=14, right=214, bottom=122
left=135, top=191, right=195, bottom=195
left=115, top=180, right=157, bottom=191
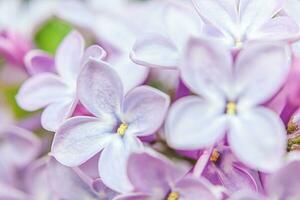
left=55, top=31, right=84, bottom=82
left=192, top=0, right=238, bottom=37
left=165, top=96, right=227, bottom=150
left=122, top=86, right=170, bottom=136
left=99, top=134, right=143, bottom=193
left=78, top=59, right=123, bottom=118
left=130, top=33, right=179, bottom=69
left=181, top=38, right=233, bottom=100
left=239, top=0, right=285, bottom=33
left=51, top=116, right=114, bottom=166
left=164, top=3, right=203, bottom=48
left=16, top=73, right=70, bottom=111
left=111, top=55, right=149, bottom=93
left=235, top=42, right=291, bottom=107
left=228, top=107, right=286, bottom=172
left=41, top=99, right=76, bottom=132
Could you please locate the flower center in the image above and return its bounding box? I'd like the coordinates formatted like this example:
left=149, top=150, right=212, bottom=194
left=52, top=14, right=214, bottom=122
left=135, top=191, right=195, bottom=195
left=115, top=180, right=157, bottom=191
left=167, top=191, right=179, bottom=200
left=287, top=119, right=299, bottom=135
left=210, top=149, right=220, bottom=163
left=226, top=101, right=237, bottom=116
left=117, top=123, right=128, bottom=136
left=235, top=40, right=243, bottom=48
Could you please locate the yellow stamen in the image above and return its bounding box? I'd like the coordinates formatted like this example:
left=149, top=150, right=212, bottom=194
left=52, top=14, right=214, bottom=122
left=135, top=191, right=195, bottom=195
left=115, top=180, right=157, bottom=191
left=287, top=119, right=300, bottom=135
left=226, top=101, right=237, bottom=116
left=167, top=192, right=179, bottom=200
left=210, top=149, right=220, bottom=163
left=235, top=40, right=243, bottom=48
left=117, top=123, right=128, bottom=136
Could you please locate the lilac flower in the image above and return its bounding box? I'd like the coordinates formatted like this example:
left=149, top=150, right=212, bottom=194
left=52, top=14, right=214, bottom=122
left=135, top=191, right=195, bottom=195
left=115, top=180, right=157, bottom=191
left=166, top=38, right=291, bottom=172
left=131, top=1, right=203, bottom=69
left=192, top=0, right=300, bottom=49
left=0, top=125, right=41, bottom=186
left=16, top=31, right=106, bottom=132
left=115, top=151, right=218, bottom=200
left=51, top=59, right=170, bottom=193
left=229, top=160, right=300, bottom=200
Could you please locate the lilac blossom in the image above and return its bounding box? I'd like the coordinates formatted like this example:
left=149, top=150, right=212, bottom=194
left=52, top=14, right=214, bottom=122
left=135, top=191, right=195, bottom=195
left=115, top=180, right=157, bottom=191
left=166, top=38, right=291, bottom=172
left=51, top=59, right=170, bottom=193
left=192, top=0, right=300, bottom=49
left=16, top=31, right=106, bottom=132
left=115, top=151, right=218, bottom=200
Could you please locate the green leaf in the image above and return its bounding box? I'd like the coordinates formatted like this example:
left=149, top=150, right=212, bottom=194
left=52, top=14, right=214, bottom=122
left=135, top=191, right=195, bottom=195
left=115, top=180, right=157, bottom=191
left=34, top=17, right=73, bottom=54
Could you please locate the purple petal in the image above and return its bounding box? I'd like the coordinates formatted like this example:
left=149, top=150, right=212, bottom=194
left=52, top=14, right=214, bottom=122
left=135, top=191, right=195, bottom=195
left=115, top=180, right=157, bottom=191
left=51, top=116, right=114, bottom=166
left=165, top=96, right=227, bottom=150
left=78, top=59, right=123, bottom=119
left=47, top=157, right=100, bottom=200
left=174, top=176, right=217, bottom=200
left=228, top=107, right=286, bottom=172
left=99, top=134, right=143, bottom=193
left=235, top=42, right=291, bottom=106
left=24, top=50, right=55, bottom=75
left=127, top=151, right=187, bottom=195
left=122, top=86, right=170, bottom=136
left=16, top=73, right=70, bottom=111
left=228, top=190, right=265, bottom=200
left=266, top=160, right=300, bottom=200
left=114, top=193, right=151, bottom=200
left=55, top=30, right=84, bottom=82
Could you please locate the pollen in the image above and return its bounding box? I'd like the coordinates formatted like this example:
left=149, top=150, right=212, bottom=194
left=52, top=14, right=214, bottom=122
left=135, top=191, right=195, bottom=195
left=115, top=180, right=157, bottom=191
left=167, top=191, right=179, bottom=200
left=117, top=123, right=128, bottom=136
left=235, top=40, right=243, bottom=48
left=287, top=119, right=300, bottom=135
left=210, top=149, right=220, bottom=163
left=226, top=101, right=237, bottom=116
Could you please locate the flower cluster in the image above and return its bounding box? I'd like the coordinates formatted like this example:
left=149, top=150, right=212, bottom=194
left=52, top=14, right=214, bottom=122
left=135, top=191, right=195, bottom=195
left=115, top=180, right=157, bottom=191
left=1, top=0, right=300, bottom=200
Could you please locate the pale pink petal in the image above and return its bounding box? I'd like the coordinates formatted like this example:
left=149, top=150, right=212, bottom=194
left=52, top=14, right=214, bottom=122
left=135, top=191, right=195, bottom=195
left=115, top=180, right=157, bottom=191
left=111, top=56, right=149, bottom=93
left=267, top=161, right=300, bottom=199
left=55, top=31, right=84, bottom=82
left=78, top=59, right=123, bottom=118
left=192, top=0, right=238, bottom=36
left=24, top=50, right=55, bottom=75
left=16, top=73, right=70, bottom=111
left=41, top=99, right=76, bottom=132
left=228, top=107, right=286, bottom=172
left=181, top=38, right=233, bottom=101
left=0, top=182, right=30, bottom=200
left=165, top=96, right=227, bottom=150
left=235, top=42, right=291, bottom=107
left=122, top=86, right=170, bottom=136
left=130, top=33, right=179, bottom=69
left=51, top=116, right=114, bottom=166
left=99, top=134, right=143, bottom=193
